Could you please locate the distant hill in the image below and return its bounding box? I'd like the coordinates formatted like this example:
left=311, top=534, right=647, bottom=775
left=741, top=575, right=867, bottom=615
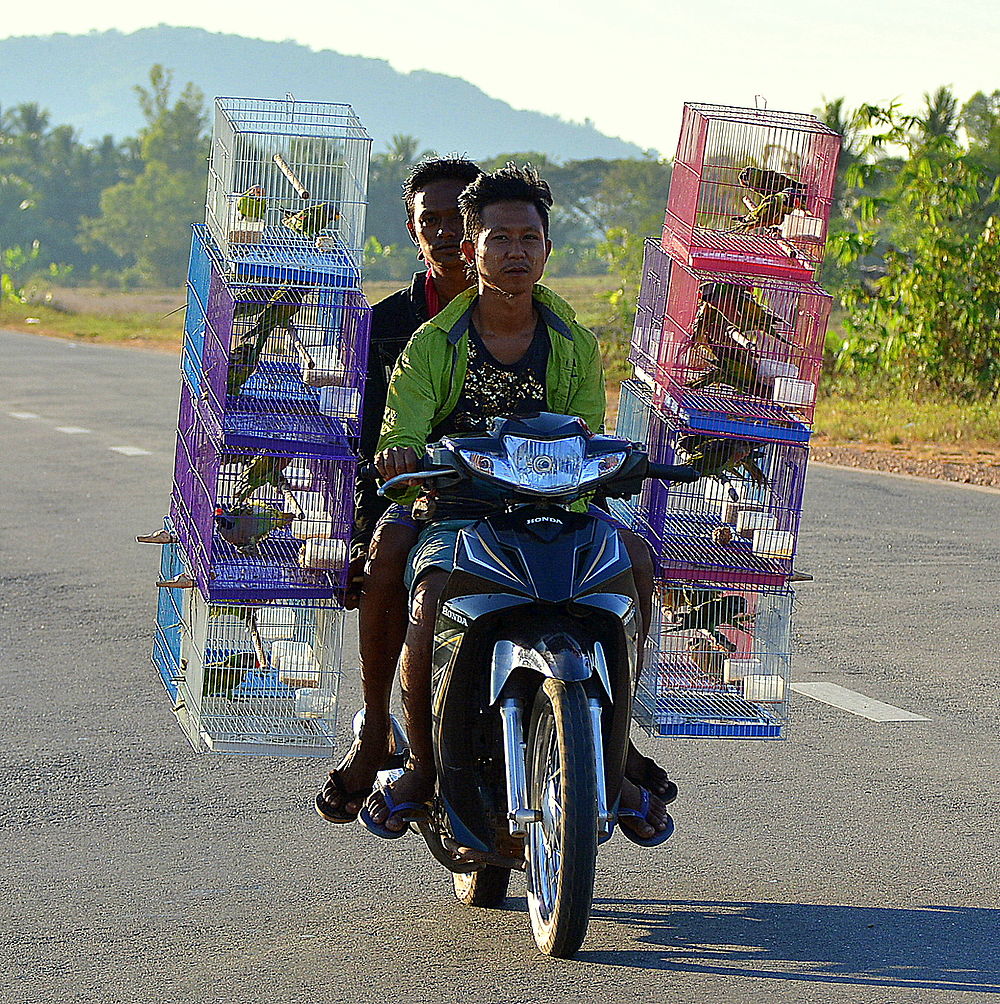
left=0, top=26, right=645, bottom=160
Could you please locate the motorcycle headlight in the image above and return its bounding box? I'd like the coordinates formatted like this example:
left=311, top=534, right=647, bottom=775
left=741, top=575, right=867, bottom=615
left=459, top=436, right=586, bottom=494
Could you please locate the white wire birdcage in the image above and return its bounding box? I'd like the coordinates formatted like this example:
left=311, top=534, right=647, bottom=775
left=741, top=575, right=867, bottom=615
left=205, top=97, right=372, bottom=286
left=633, top=577, right=794, bottom=739
left=171, top=587, right=346, bottom=756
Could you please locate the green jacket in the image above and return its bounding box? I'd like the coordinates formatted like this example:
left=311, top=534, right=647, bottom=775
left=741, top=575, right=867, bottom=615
left=377, top=284, right=606, bottom=456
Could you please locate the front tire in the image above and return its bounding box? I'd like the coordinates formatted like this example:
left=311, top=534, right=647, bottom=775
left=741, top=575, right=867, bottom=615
left=524, top=678, right=598, bottom=957
left=452, top=866, right=512, bottom=907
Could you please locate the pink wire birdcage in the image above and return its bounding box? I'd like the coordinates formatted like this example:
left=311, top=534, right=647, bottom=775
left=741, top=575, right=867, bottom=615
left=663, top=103, right=840, bottom=281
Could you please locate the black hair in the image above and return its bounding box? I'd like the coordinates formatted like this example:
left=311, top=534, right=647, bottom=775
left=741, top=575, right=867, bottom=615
left=402, top=157, right=483, bottom=221
left=458, top=162, right=554, bottom=240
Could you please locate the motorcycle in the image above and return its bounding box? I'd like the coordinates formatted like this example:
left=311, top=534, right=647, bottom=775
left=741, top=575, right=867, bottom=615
left=374, top=412, right=700, bottom=957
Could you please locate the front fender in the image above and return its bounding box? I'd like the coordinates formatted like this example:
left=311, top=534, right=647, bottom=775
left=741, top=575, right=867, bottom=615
left=490, top=635, right=612, bottom=704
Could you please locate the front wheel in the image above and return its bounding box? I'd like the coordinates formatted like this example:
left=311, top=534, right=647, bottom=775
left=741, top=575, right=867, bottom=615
left=452, top=866, right=512, bottom=907
left=524, top=678, right=598, bottom=957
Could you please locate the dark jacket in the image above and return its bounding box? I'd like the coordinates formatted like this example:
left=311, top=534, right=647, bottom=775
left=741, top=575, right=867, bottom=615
left=352, top=272, right=429, bottom=557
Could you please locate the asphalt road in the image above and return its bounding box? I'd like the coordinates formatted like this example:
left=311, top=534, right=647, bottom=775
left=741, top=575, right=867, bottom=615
left=2, top=329, right=998, bottom=1004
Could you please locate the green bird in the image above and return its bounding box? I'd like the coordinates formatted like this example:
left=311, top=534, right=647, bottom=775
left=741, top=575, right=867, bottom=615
left=233, top=454, right=293, bottom=508
left=686, top=343, right=761, bottom=397
left=236, top=185, right=267, bottom=222
left=227, top=286, right=305, bottom=397
left=214, top=501, right=296, bottom=554
left=699, top=283, right=793, bottom=347
left=727, top=189, right=793, bottom=234
left=282, top=202, right=338, bottom=239
left=738, top=167, right=806, bottom=203
left=677, top=434, right=769, bottom=487
left=202, top=650, right=257, bottom=700
left=661, top=587, right=750, bottom=652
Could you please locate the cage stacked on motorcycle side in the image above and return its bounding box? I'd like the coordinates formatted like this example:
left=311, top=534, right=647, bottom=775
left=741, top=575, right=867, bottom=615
left=633, top=579, right=794, bottom=738
left=181, top=228, right=214, bottom=395
left=169, top=382, right=356, bottom=604
left=165, top=583, right=345, bottom=756
left=615, top=379, right=807, bottom=587
left=662, top=103, right=840, bottom=281
left=631, top=238, right=831, bottom=427
left=204, top=97, right=372, bottom=284
left=153, top=525, right=187, bottom=701
left=182, top=225, right=371, bottom=454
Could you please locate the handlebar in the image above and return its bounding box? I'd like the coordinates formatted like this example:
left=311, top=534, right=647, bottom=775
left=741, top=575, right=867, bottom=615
left=646, top=463, right=702, bottom=483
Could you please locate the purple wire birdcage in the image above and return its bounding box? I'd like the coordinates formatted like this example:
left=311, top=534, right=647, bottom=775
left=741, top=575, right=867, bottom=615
left=186, top=226, right=370, bottom=457
left=170, top=384, right=356, bottom=603
left=634, top=575, right=794, bottom=739
left=632, top=239, right=830, bottom=429
left=615, top=379, right=808, bottom=587
left=663, top=102, right=841, bottom=281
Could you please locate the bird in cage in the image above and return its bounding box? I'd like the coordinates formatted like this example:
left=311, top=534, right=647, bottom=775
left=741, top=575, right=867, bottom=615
left=202, top=650, right=258, bottom=700
left=677, top=434, right=768, bottom=487
left=282, top=202, right=339, bottom=239
left=661, top=587, right=751, bottom=653
left=227, top=286, right=306, bottom=396
left=686, top=341, right=760, bottom=397
left=727, top=189, right=797, bottom=234
left=214, top=501, right=296, bottom=553
left=698, top=283, right=793, bottom=348
left=236, top=185, right=268, bottom=222
left=232, top=454, right=293, bottom=507
left=738, top=167, right=806, bottom=203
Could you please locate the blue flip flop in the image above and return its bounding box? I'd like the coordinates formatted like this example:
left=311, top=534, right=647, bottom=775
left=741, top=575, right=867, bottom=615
left=359, top=785, right=430, bottom=839
left=618, top=787, right=675, bottom=847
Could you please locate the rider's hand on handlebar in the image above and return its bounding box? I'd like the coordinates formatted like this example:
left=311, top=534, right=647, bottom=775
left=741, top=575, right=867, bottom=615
left=375, top=446, right=421, bottom=481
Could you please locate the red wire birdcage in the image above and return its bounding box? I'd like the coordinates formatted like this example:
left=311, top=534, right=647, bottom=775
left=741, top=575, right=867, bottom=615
left=632, top=238, right=831, bottom=427
left=663, top=102, right=840, bottom=281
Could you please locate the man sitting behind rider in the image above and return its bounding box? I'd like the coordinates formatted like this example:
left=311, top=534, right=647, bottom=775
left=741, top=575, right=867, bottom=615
left=364, top=164, right=672, bottom=842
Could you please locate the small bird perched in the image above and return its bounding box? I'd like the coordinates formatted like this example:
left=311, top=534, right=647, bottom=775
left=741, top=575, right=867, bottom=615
left=227, top=286, right=305, bottom=396
left=661, top=587, right=751, bottom=653
left=728, top=189, right=795, bottom=234
left=236, top=185, right=267, bottom=222
left=699, top=283, right=793, bottom=347
left=738, top=167, right=807, bottom=203
left=282, top=202, right=338, bottom=239
left=232, top=454, right=293, bottom=508
left=677, top=434, right=769, bottom=487
left=214, top=502, right=296, bottom=554
left=202, top=651, right=258, bottom=700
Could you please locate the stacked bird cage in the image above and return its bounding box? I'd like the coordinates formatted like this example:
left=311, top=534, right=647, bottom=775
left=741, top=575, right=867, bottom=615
left=147, top=97, right=372, bottom=756
left=618, top=100, right=840, bottom=739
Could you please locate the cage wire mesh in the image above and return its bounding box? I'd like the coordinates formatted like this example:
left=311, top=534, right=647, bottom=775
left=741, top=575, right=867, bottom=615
left=183, top=226, right=370, bottom=454
left=172, top=587, right=346, bottom=756
left=633, top=238, right=830, bottom=427
left=664, top=102, right=840, bottom=281
left=152, top=522, right=187, bottom=700
left=170, top=384, right=356, bottom=603
left=181, top=228, right=214, bottom=395
left=633, top=577, right=793, bottom=738
left=205, top=97, right=372, bottom=284
left=613, top=379, right=808, bottom=586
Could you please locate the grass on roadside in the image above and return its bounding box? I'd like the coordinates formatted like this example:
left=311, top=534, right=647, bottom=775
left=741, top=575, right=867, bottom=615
left=813, top=392, right=1000, bottom=451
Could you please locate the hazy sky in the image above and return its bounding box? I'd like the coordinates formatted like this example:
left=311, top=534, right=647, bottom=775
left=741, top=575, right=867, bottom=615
left=6, top=0, right=999, bottom=154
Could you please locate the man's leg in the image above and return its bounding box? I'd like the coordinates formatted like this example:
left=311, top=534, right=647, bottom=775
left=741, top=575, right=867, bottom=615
left=315, top=517, right=416, bottom=822
left=619, top=527, right=678, bottom=803
left=362, top=569, right=447, bottom=833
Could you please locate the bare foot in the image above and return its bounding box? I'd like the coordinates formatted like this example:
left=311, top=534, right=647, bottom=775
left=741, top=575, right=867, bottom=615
left=315, top=723, right=392, bottom=822
left=625, top=742, right=678, bottom=803
left=363, top=766, right=435, bottom=834
left=618, top=777, right=671, bottom=842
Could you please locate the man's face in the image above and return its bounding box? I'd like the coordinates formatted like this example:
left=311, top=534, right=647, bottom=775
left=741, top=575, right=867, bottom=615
left=408, top=178, right=468, bottom=274
left=462, top=200, right=551, bottom=296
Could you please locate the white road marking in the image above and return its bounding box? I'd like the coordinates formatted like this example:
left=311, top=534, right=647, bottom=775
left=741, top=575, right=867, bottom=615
left=791, top=682, right=931, bottom=722
left=55, top=426, right=91, bottom=435
left=109, top=446, right=152, bottom=456
left=8, top=411, right=39, bottom=419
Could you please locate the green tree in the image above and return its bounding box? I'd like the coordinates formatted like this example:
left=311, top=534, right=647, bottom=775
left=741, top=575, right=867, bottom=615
left=81, top=65, right=208, bottom=285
